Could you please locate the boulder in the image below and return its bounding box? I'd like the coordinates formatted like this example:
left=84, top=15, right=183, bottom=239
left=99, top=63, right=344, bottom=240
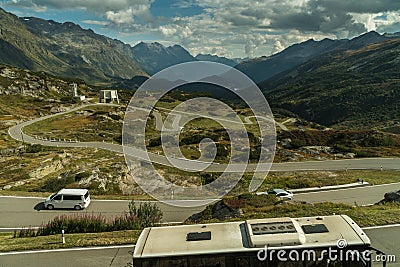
left=378, top=190, right=400, bottom=203
left=185, top=200, right=242, bottom=223
left=384, top=190, right=400, bottom=202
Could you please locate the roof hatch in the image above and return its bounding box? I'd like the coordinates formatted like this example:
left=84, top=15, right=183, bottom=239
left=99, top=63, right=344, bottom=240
left=187, top=231, right=211, bottom=241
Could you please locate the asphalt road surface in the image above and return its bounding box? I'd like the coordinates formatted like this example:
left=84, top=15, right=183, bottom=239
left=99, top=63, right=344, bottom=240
left=1, top=183, right=399, bottom=229
left=0, top=197, right=208, bottom=228
left=0, top=246, right=134, bottom=267
left=364, top=225, right=400, bottom=266
left=294, top=182, right=400, bottom=206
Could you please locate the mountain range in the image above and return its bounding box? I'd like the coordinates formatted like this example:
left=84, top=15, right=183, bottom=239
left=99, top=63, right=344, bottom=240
left=236, top=31, right=400, bottom=83
left=0, top=8, right=148, bottom=84
left=131, top=42, right=196, bottom=75
left=1, top=8, right=399, bottom=129
left=263, top=38, right=400, bottom=128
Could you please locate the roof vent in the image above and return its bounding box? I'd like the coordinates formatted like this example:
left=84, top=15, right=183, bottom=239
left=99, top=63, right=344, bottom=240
left=246, top=218, right=305, bottom=248
left=187, top=231, right=211, bottom=241
left=251, top=222, right=297, bottom=235
left=301, top=224, right=329, bottom=234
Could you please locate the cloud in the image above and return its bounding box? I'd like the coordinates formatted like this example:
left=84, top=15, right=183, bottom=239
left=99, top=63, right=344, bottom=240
left=4, top=0, right=400, bottom=57
left=374, top=11, right=400, bottom=32
left=272, top=40, right=285, bottom=54
left=7, top=0, right=154, bottom=25
left=82, top=20, right=109, bottom=26
left=106, top=8, right=135, bottom=24
left=8, top=0, right=153, bottom=13
left=159, top=25, right=177, bottom=37
left=245, top=40, right=256, bottom=58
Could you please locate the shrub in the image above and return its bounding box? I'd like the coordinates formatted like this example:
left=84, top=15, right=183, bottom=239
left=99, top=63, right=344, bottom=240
left=109, top=114, right=121, bottom=121
left=128, top=200, right=163, bottom=228
left=25, top=144, right=47, bottom=154
left=14, top=201, right=164, bottom=238
left=238, top=193, right=277, bottom=208
left=75, top=172, right=91, bottom=182
left=148, top=137, right=161, bottom=147
left=13, top=227, right=37, bottom=238
left=224, top=198, right=246, bottom=209
left=42, top=175, right=74, bottom=192
left=36, top=213, right=109, bottom=236
left=60, top=97, right=79, bottom=104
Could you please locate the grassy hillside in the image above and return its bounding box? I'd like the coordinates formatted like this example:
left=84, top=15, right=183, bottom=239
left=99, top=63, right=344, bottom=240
left=0, top=8, right=147, bottom=85
left=262, top=39, right=400, bottom=129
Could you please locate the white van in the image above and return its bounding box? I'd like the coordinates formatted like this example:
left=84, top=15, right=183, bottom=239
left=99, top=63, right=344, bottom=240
left=44, top=189, right=91, bottom=210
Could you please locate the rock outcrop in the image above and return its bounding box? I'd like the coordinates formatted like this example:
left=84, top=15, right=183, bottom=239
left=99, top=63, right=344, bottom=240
left=379, top=190, right=400, bottom=203
left=185, top=200, right=243, bottom=223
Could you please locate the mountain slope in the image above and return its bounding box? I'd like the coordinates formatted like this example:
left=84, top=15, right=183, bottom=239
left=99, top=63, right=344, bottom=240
left=236, top=31, right=398, bottom=84
left=131, top=42, right=196, bottom=74
left=262, top=39, right=400, bottom=128
left=195, top=54, right=240, bottom=67
left=0, top=8, right=147, bottom=84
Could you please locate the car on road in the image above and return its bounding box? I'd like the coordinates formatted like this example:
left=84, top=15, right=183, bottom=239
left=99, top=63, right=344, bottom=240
left=44, top=188, right=91, bottom=210
left=256, top=189, right=294, bottom=199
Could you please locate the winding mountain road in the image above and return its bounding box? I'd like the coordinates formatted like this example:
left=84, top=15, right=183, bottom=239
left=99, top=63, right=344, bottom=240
left=8, top=103, right=400, bottom=173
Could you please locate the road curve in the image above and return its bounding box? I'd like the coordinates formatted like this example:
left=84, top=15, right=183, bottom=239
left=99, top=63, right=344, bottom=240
left=8, top=104, right=400, bottom=173
left=294, top=182, right=400, bottom=206
left=1, top=182, right=399, bottom=228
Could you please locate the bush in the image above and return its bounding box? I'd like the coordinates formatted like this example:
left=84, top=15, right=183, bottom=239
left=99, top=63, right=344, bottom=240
left=148, top=137, right=161, bottom=147
left=14, top=201, right=164, bottom=238
left=75, top=172, right=91, bottom=182
left=224, top=198, right=246, bottom=209
left=238, top=193, right=277, bottom=208
left=42, top=175, right=74, bottom=192
left=109, top=114, right=121, bottom=121
left=26, top=144, right=47, bottom=154
left=128, top=200, right=163, bottom=228
left=37, top=213, right=108, bottom=236
left=60, top=97, right=79, bottom=104
left=13, top=227, right=37, bottom=238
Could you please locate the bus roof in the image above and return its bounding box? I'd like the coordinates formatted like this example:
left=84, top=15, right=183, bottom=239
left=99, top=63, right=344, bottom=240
left=133, top=215, right=370, bottom=259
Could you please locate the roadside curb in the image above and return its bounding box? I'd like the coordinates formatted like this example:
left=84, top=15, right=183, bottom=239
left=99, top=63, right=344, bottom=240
left=290, top=182, right=370, bottom=194
left=0, top=245, right=135, bottom=256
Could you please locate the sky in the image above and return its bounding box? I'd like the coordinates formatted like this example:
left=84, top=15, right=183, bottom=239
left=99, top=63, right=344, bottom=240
left=1, top=0, right=400, bottom=58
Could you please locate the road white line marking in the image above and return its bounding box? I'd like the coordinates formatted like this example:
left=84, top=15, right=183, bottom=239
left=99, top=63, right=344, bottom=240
left=0, top=245, right=135, bottom=256
left=294, top=182, right=400, bottom=195
left=0, top=227, right=40, bottom=230
left=0, top=196, right=43, bottom=200
left=0, top=196, right=218, bottom=203
left=362, top=224, right=400, bottom=230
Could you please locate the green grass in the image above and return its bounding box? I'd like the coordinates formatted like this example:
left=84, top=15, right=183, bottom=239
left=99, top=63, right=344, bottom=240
left=24, top=106, right=123, bottom=142
left=193, top=195, right=400, bottom=228
left=1, top=169, right=398, bottom=199
left=0, top=230, right=140, bottom=252
left=241, top=202, right=400, bottom=228
left=2, top=202, right=399, bottom=252
left=259, top=170, right=400, bottom=191
left=24, top=105, right=123, bottom=143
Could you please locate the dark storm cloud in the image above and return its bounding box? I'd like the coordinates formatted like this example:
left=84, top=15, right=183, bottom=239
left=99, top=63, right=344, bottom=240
left=265, top=0, right=400, bottom=36
left=309, top=0, right=400, bottom=14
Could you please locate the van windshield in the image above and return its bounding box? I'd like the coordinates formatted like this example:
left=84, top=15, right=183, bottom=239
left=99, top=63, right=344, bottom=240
left=84, top=192, right=89, bottom=199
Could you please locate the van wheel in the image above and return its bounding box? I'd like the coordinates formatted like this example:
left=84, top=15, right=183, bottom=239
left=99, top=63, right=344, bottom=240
left=74, top=205, right=82, bottom=210
left=47, top=204, right=54, bottom=210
